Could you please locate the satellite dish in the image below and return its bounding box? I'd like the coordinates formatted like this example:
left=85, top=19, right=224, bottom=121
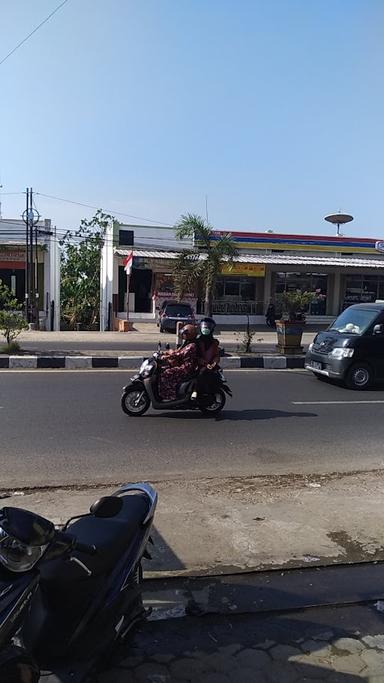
left=324, top=213, right=353, bottom=236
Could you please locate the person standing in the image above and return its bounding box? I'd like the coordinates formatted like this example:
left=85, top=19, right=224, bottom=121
left=265, top=302, right=276, bottom=328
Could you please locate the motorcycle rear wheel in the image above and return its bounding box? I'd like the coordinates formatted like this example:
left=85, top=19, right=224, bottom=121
left=121, top=388, right=150, bottom=416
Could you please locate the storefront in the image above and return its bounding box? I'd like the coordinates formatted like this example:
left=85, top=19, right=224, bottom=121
left=100, top=224, right=384, bottom=328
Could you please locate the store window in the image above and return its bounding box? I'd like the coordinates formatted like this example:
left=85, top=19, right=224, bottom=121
left=343, top=274, right=384, bottom=309
left=213, top=277, right=257, bottom=314
left=215, top=277, right=256, bottom=301
left=274, top=272, right=327, bottom=315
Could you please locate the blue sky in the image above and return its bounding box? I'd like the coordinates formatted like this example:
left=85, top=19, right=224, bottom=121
left=1, top=0, right=383, bottom=237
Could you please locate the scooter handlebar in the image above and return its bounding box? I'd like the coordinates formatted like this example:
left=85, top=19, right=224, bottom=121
left=55, top=530, right=97, bottom=556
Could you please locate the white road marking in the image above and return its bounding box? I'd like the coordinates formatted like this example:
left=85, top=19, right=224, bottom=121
left=293, top=400, right=384, bottom=405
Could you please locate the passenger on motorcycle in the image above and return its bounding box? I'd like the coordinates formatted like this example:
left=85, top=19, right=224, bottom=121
left=158, top=324, right=198, bottom=401
left=195, top=317, right=221, bottom=396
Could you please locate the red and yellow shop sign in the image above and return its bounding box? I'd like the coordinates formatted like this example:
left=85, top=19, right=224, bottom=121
left=221, top=263, right=265, bottom=277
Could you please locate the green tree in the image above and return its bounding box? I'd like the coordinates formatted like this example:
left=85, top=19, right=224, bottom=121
left=173, top=213, right=238, bottom=317
left=60, top=210, right=116, bottom=329
left=0, top=280, right=28, bottom=350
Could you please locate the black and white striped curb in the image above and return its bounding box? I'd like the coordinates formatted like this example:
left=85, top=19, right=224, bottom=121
left=0, top=355, right=305, bottom=369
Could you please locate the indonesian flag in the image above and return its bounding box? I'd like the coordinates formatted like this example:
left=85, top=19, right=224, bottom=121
left=123, top=251, right=133, bottom=275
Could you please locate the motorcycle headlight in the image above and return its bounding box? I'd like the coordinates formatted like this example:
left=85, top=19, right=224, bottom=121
left=330, top=347, right=354, bottom=359
left=0, top=528, right=48, bottom=573
left=139, top=359, right=154, bottom=377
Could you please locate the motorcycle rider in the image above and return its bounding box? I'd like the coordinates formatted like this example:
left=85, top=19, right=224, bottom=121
left=158, top=324, right=198, bottom=401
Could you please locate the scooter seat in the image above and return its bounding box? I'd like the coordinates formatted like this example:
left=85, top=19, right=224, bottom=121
left=41, top=493, right=150, bottom=581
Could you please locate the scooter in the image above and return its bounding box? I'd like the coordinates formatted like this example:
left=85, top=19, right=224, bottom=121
left=121, top=351, right=232, bottom=417
left=0, top=482, right=157, bottom=682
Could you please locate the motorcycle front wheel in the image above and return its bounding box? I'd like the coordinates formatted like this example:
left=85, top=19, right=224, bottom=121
left=199, top=389, right=226, bottom=416
left=121, top=387, right=150, bottom=416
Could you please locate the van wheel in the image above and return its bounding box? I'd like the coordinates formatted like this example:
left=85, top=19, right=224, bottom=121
left=345, top=362, right=373, bottom=390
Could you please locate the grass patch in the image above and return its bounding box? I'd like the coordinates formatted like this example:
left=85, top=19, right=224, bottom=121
left=0, top=341, right=21, bottom=354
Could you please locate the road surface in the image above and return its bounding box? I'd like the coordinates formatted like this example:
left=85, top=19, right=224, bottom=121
left=1, top=369, right=384, bottom=488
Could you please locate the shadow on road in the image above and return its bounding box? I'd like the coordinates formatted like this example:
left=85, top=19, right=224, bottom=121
left=143, top=409, right=317, bottom=421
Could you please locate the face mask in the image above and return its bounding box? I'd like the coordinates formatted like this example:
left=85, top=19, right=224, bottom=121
left=201, top=328, right=211, bottom=335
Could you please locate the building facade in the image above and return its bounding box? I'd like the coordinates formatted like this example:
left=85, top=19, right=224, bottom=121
left=100, top=223, right=384, bottom=328
left=0, top=218, right=60, bottom=330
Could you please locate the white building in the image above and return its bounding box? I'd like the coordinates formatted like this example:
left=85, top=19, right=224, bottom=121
left=0, top=218, right=60, bottom=330
left=100, top=222, right=384, bottom=328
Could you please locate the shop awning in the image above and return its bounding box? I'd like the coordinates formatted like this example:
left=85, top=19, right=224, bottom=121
left=114, top=249, right=384, bottom=269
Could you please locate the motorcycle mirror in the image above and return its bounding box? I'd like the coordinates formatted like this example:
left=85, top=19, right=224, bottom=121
left=90, top=496, right=123, bottom=518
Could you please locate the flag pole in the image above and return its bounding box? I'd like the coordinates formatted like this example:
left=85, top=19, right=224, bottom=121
left=125, top=251, right=133, bottom=321
left=126, top=270, right=130, bottom=322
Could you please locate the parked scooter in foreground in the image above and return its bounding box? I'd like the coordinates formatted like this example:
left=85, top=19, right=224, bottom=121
left=0, top=482, right=157, bottom=682
left=121, top=351, right=232, bottom=417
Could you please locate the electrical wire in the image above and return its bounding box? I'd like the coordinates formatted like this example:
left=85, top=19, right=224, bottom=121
left=0, top=0, right=70, bottom=68
left=35, top=192, right=174, bottom=227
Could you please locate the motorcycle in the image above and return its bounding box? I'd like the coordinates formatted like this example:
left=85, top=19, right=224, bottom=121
left=0, top=482, right=157, bottom=682
left=121, top=351, right=232, bottom=417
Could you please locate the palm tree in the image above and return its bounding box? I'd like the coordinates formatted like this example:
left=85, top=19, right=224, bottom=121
left=173, top=213, right=238, bottom=317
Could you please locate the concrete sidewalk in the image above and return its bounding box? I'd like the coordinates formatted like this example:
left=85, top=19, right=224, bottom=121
left=15, top=329, right=316, bottom=356
left=7, top=470, right=384, bottom=577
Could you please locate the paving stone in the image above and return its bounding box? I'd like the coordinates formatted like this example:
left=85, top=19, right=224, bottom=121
left=99, top=670, right=135, bottom=683
left=331, top=653, right=366, bottom=674
left=293, top=662, right=332, bottom=679
left=362, top=634, right=384, bottom=650
left=197, top=674, right=230, bottom=683
left=299, top=640, right=324, bottom=655
left=229, top=667, right=268, bottom=683
left=270, top=644, right=301, bottom=660
left=290, top=653, right=332, bottom=669
left=332, top=637, right=365, bottom=654
left=265, top=662, right=298, bottom=682
left=218, top=644, right=242, bottom=657
left=255, top=640, right=276, bottom=651
left=134, top=662, right=170, bottom=682
left=361, top=648, right=384, bottom=674
left=312, top=631, right=335, bottom=642
left=152, top=654, right=174, bottom=664
left=236, top=648, right=270, bottom=669
left=170, top=657, right=207, bottom=679
left=119, top=656, right=145, bottom=669
left=202, top=653, right=237, bottom=672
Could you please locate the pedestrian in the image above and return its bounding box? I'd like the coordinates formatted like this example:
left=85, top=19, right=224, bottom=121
left=265, top=302, right=276, bottom=328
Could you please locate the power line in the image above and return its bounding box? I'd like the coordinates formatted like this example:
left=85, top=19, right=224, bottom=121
left=0, top=0, right=70, bottom=68
left=35, top=192, right=174, bottom=227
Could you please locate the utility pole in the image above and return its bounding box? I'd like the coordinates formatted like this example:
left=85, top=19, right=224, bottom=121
left=25, top=187, right=30, bottom=320
left=23, top=188, right=40, bottom=326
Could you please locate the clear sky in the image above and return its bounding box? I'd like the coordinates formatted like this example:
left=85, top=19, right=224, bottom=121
left=1, top=0, right=383, bottom=238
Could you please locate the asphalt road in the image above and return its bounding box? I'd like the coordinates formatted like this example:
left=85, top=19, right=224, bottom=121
left=1, top=369, right=384, bottom=488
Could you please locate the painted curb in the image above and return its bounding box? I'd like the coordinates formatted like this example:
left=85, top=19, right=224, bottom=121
left=0, top=356, right=306, bottom=370
left=9, top=355, right=38, bottom=369
left=65, top=356, right=93, bottom=370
